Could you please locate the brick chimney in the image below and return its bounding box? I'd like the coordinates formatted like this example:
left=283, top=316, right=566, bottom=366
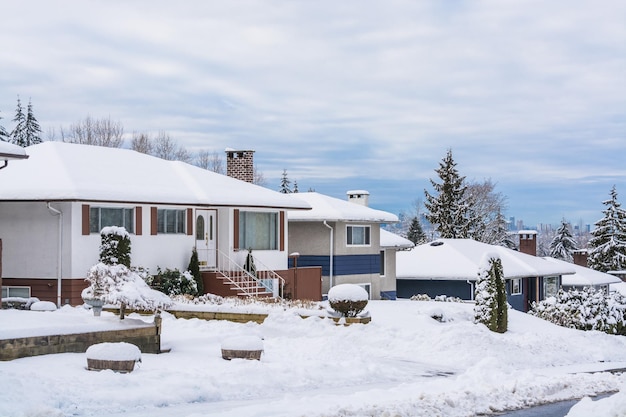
left=226, top=149, right=255, bottom=183
left=573, top=249, right=588, bottom=267
left=518, top=230, right=537, bottom=256
left=347, top=190, right=369, bottom=207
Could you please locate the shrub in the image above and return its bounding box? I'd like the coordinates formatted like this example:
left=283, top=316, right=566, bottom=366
left=99, top=226, right=131, bottom=267
left=328, top=284, right=369, bottom=318
left=147, top=267, right=198, bottom=296
left=531, top=287, right=626, bottom=335
left=474, top=253, right=507, bottom=333
left=187, top=248, right=203, bottom=294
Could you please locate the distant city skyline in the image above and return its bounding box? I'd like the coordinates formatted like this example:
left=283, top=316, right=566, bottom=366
left=1, top=1, right=624, bottom=228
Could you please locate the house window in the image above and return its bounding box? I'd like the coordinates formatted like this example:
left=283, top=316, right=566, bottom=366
left=157, top=209, right=186, bottom=234
left=380, top=250, right=386, bottom=276
left=347, top=225, right=370, bottom=246
left=511, top=278, right=522, bottom=295
left=357, top=283, right=371, bottom=299
left=239, top=211, right=278, bottom=250
left=90, top=207, right=134, bottom=233
left=2, top=286, right=31, bottom=299
left=544, top=276, right=559, bottom=298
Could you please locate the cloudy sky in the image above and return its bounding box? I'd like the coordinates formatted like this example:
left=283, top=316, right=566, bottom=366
left=1, top=0, right=624, bottom=228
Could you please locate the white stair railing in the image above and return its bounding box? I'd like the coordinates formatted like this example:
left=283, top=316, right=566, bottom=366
left=215, top=250, right=283, bottom=298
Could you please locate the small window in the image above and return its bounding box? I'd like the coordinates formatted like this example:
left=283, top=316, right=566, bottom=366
left=347, top=225, right=370, bottom=246
left=2, top=286, right=31, bottom=299
left=544, top=276, right=559, bottom=298
left=89, top=207, right=134, bottom=233
left=158, top=209, right=186, bottom=234
left=380, top=250, right=386, bottom=276
left=196, top=215, right=205, bottom=240
left=511, top=278, right=522, bottom=295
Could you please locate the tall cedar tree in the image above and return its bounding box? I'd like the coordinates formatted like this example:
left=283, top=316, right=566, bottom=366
left=279, top=169, right=292, bottom=193
left=549, top=219, right=578, bottom=262
left=407, top=216, right=427, bottom=245
left=588, top=186, right=626, bottom=272
left=424, top=149, right=472, bottom=238
left=24, top=99, right=42, bottom=146
left=474, top=254, right=508, bottom=333
left=10, top=97, right=27, bottom=147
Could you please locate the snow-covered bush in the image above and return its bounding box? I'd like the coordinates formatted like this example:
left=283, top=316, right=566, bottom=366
left=410, top=294, right=464, bottom=303
left=530, top=287, right=626, bottom=335
left=328, top=284, right=369, bottom=318
left=146, top=267, right=198, bottom=296
left=474, top=253, right=507, bottom=333
left=82, top=263, right=173, bottom=317
left=99, top=226, right=131, bottom=267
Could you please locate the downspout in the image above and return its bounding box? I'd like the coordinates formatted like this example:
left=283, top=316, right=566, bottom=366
left=47, top=203, right=63, bottom=307
left=323, top=221, right=334, bottom=289
left=467, top=280, right=474, bottom=301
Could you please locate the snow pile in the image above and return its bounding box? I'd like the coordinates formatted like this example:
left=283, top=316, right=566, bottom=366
left=221, top=335, right=263, bottom=351
left=86, top=342, right=141, bottom=361
left=29, top=301, right=57, bottom=311
left=2, top=300, right=626, bottom=416
left=566, top=376, right=626, bottom=417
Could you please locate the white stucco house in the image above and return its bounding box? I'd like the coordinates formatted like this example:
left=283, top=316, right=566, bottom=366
left=0, top=142, right=310, bottom=306
left=286, top=190, right=410, bottom=300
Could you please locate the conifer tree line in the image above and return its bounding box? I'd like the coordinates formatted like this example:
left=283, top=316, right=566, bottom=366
left=0, top=96, right=42, bottom=147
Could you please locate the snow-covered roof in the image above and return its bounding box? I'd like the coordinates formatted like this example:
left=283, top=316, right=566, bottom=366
left=286, top=192, right=398, bottom=223
left=0, top=141, right=28, bottom=160
left=543, top=257, right=622, bottom=287
left=0, top=142, right=310, bottom=210
left=397, top=239, right=575, bottom=281
left=380, top=229, right=414, bottom=250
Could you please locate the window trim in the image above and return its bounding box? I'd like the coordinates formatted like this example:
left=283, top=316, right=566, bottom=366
left=510, top=278, right=522, bottom=295
left=157, top=208, right=187, bottom=234
left=346, top=225, right=371, bottom=247
left=88, top=206, right=135, bottom=234
left=2, top=286, right=31, bottom=299
left=238, top=210, right=279, bottom=251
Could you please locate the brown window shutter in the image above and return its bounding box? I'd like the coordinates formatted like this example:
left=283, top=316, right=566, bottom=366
left=82, top=204, right=90, bottom=235
left=151, top=207, right=157, bottom=235
left=280, top=211, right=285, bottom=251
left=233, top=209, right=239, bottom=250
left=135, top=207, right=142, bottom=235
left=186, top=208, right=193, bottom=235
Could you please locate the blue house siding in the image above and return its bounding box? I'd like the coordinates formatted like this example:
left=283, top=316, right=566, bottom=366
left=289, top=254, right=380, bottom=277
left=397, top=280, right=473, bottom=300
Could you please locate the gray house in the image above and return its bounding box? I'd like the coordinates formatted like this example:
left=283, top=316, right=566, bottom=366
left=287, top=191, right=407, bottom=299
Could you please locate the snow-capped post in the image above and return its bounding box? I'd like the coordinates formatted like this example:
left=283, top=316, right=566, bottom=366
left=474, top=253, right=508, bottom=333
left=328, top=284, right=369, bottom=321
left=82, top=227, right=174, bottom=318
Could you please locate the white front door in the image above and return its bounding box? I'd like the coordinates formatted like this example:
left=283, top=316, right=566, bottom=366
left=195, top=209, right=216, bottom=268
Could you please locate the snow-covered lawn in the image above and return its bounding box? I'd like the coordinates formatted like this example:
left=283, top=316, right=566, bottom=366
left=1, top=300, right=626, bottom=417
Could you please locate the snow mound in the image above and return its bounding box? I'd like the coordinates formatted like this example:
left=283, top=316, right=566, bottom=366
left=328, top=284, right=369, bottom=302
left=86, top=342, right=142, bottom=361
left=221, top=335, right=264, bottom=351
left=30, top=301, right=57, bottom=311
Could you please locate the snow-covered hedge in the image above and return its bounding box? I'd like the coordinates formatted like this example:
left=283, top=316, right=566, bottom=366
left=146, top=267, right=198, bottom=296
left=328, top=284, right=369, bottom=318
left=530, top=287, right=626, bottom=335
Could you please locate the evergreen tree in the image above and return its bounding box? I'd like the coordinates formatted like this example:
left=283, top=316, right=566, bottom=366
left=293, top=180, right=299, bottom=193
left=474, top=253, right=508, bottom=333
left=10, top=96, right=27, bottom=147
left=406, top=216, right=427, bottom=245
left=549, top=219, right=578, bottom=262
left=424, top=149, right=471, bottom=238
left=0, top=111, right=8, bottom=141
left=279, top=169, right=292, bottom=193
left=588, top=186, right=626, bottom=272
left=187, top=248, right=203, bottom=294
left=24, top=99, right=42, bottom=146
